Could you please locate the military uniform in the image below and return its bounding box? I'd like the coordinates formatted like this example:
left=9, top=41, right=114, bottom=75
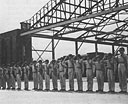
left=0, top=67, right=3, bottom=89
left=16, top=66, right=22, bottom=90
left=59, top=60, right=66, bottom=91
left=50, top=61, right=58, bottom=91
left=37, top=62, right=44, bottom=90
left=117, top=53, right=128, bottom=93
left=93, top=58, right=104, bottom=92
left=10, top=66, right=16, bottom=90
left=74, top=59, right=83, bottom=91
left=44, top=62, right=50, bottom=91
left=32, top=62, right=38, bottom=90
left=103, top=55, right=115, bottom=92
left=66, top=58, right=74, bottom=91
left=23, top=65, right=30, bottom=90
left=6, top=67, right=11, bottom=89
left=84, top=59, right=93, bottom=92
left=2, top=67, right=6, bottom=89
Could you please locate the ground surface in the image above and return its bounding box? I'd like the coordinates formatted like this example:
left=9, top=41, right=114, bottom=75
left=0, top=78, right=128, bottom=104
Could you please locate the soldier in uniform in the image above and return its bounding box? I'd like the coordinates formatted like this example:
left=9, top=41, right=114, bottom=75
left=116, top=47, right=128, bottom=93
left=102, top=53, right=115, bottom=93
left=84, top=55, right=94, bottom=92
left=2, top=66, right=7, bottom=90
left=64, top=54, right=74, bottom=91
left=10, top=63, right=16, bottom=90
left=92, top=55, right=105, bottom=93
left=44, top=60, right=50, bottom=91
left=6, top=64, right=11, bottom=90
left=74, top=54, right=84, bottom=92
left=23, top=63, right=30, bottom=90
left=32, top=61, right=38, bottom=90
left=16, top=63, right=22, bottom=90
left=50, top=60, right=58, bottom=91
left=58, top=57, right=67, bottom=91
left=37, top=60, right=44, bottom=91
left=0, top=67, right=3, bottom=89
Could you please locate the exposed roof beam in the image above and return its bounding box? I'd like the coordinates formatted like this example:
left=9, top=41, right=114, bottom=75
left=32, top=49, right=52, bottom=52
left=32, top=34, right=127, bottom=46
left=96, top=37, right=128, bottom=43
left=21, top=4, right=128, bottom=36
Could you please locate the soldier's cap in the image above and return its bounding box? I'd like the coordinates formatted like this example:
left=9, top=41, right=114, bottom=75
left=17, top=62, right=21, bottom=66
left=52, top=59, right=56, bottom=62
left=33, top=60, right=37, bottom=63
left=107, top=53, right=112, bottom=56
left=73, top=56, right=77, bottom=60
left=45, top=60, right=49, bottom=63
left=76, top=54, right=81, bottom=58
left=86, top=55, right=90, bottom=59
left=119, top=47, right=125, bottom=51
left=57, top=58, right=60, bottom=61
left=11, top=62, right=15, bottom=66
left=7, top=64, right=10, bottom=66
left=96, top=55, right=100, bottom=58
left=24, top=63, right=27, bottom=66
left=62, top=56, right=66, bottom=59
left=68, top=54, right=73, bottom=57
left=38, top=60, right=42, bottom=63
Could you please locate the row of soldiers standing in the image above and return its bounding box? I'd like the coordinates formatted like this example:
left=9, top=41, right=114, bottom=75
left=0, top=63, right=30, bottom=90
left=0, top=47, right=128, bottom=93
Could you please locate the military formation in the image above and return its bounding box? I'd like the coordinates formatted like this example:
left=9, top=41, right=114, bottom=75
left=0, top=47, right=127, bottom=94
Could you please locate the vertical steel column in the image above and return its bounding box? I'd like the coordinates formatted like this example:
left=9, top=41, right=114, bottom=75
left=75, top=41, right=78, bottom=55
left=127, top=47, right=128, bottom=55
left=95, top=42, right=98, bottom=55
left=29, top=37, right=32, bottom=62
left=112, top=45, right=115, bottom=55
left=109, top=0, right=111, bottom=8
left=52, top=38, right=55, bottom=59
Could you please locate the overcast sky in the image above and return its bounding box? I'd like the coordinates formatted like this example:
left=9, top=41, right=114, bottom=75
left=0, top=0, right=114, bottom=60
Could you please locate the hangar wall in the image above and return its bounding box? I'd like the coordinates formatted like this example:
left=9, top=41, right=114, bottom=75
left=0, top=29, right=32, bottom=66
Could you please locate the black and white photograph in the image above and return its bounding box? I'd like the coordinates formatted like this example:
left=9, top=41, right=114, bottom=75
left=0, top=0, right=128, bottom=104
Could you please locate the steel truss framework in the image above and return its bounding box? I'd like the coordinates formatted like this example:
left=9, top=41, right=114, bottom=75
left=20, top=0, right=128, bottom=60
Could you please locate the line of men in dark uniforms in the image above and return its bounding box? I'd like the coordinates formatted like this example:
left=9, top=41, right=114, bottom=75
left=0, top=47, right=127, bottom=93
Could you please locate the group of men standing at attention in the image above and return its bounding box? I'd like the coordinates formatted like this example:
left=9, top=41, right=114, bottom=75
left=0, top=47, right=128, bottom=94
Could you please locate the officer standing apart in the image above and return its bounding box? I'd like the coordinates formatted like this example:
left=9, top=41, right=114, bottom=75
left=115, top=47, right=128, bottom=93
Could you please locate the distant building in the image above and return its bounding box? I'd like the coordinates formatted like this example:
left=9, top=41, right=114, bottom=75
left=0, top=29, right=32, bottom=66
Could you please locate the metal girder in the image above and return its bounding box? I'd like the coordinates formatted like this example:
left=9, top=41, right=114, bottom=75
left=32, top=49, right=52, bottom=52
left=21, top=4, right=128, bottom=36
left=51, top=0, right=85, bottom=38
left=96, top=37, right=128, bottom=44
left=30, top=0, right=64, bottom=29
left=20, top=0, right=128, bottom=60
left=32, top=34, right=128, bottom=47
